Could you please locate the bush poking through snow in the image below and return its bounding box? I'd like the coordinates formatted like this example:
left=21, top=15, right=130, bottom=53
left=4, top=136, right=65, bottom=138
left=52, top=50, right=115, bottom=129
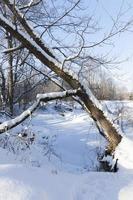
left=0, top=127, right=35, bottom=154
left=40, top=135, right=61, bottom=161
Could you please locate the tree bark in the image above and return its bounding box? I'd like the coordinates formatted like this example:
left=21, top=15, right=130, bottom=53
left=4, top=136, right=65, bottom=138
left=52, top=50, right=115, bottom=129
left=7, top=33, right=14, bottom=115
left=0, top=68, right=6, bottom=107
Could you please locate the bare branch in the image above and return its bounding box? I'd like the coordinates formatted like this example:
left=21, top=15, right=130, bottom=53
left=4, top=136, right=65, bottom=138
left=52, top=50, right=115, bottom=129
left=40, top=0, right=81, bottom=37
left=19, top=0, right=42, bottom=10
left=3, top=44, right=23, bottom=54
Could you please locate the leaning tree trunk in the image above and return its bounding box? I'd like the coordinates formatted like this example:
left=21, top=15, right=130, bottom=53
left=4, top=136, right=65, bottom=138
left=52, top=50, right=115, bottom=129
left=0, top=3, right=122, bottom=153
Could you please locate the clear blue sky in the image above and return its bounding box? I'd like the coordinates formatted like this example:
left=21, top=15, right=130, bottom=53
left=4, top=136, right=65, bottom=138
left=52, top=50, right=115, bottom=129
left=83, top=0, right=133, bottom=91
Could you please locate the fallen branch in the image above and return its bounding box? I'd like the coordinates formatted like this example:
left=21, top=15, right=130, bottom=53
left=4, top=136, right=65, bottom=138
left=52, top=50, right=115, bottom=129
left=0, top=90, right=78, bottom=133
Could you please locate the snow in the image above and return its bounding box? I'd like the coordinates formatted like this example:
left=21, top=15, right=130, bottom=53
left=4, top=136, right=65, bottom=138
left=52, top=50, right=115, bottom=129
left=0, top=101, right=132, bottom=199
left=0, top=101, right=39, bottom=132
left=79, top=77, right=102, bottom=109
left=115, top=137, right=133, bottom=170
left=36, top=89, right=77, bottom=99
left=0, top=164, right=133, bottom=200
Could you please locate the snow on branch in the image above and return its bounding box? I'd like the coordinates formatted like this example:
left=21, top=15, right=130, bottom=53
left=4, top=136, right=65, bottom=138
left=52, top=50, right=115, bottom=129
left=19, top=0, right=42, bottom=10
left=3, top=45, right=23, bottom=54
left=2, top=0, right=56, bottom=60
left=0, top=90, right=78, bottom=134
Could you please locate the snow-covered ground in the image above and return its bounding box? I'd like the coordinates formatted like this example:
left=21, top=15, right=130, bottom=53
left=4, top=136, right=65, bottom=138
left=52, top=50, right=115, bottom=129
left=0, top=101, right=133, bottom=199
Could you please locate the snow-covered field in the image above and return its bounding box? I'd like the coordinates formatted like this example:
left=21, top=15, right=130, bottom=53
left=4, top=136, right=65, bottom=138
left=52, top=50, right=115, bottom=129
left=0, top=101, right=133, bottom=200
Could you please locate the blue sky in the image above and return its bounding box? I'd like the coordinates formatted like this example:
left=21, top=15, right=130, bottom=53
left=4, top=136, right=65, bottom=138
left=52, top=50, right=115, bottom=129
left=45, top=0, right=133, bottom=90
left=82, top=0, right=133, bottom=91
